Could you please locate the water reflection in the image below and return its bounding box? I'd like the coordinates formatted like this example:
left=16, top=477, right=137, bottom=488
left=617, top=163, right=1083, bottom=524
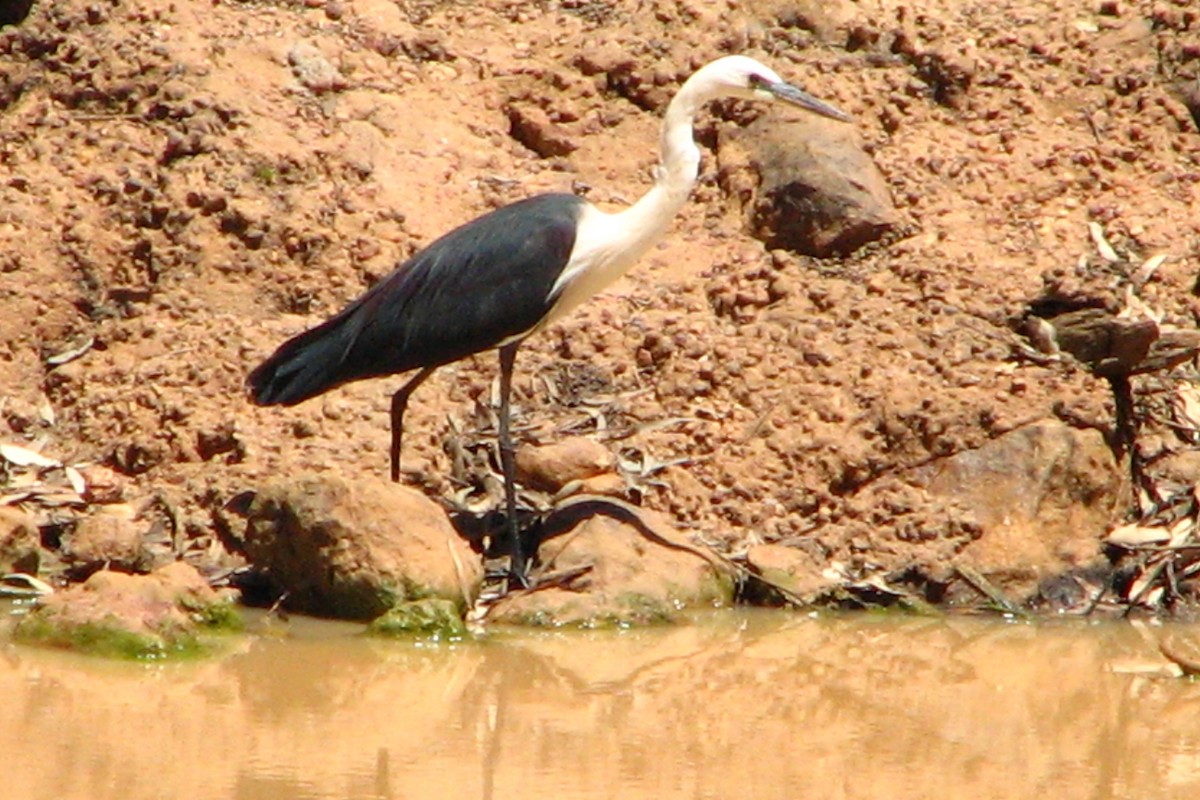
left=2, top=612, right=1198, bottom=800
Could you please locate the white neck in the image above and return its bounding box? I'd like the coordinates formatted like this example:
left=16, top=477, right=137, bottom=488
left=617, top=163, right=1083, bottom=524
left=545, top=72, right=714, bottom=322
left=611, top=77, right=708, bottom=253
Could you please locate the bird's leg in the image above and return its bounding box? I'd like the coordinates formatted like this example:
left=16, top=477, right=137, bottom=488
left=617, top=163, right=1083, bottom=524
left=496, top=343, right=528, bottom=586
left=389, top=366, right=437, bottom=482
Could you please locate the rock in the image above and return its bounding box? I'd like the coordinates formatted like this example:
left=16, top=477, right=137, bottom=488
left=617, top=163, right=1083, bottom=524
left=559, top=472, right=627, bottom=500
left=719, top=116, right=898, bottom=257
left=367, top=598, right=468, bottom=640
left=745, top=543, right=840, bottom=602
left=65, top=505, right=146, bottom=570
left=919, top=419, right=1122, bottom=600
left=287, top=41, right=346, bottom=94
left=515, top=436, right=616, bottom=493
left=243, top=472, right=482, bottom=620
left=1178, top=78, right=1200, bottom=133
left=487, top=498, right=732, bottom=626
left=14, top=562, right=240, bottom=658
left=0, top=506, right=40, bottom=574
left=0, top=0, right=33, bottom=27
left=77, top=464, right=128, bottom=503
left=1029, top=308, right=1158, bottom=378
left=506, top=103, right=577, bottom=158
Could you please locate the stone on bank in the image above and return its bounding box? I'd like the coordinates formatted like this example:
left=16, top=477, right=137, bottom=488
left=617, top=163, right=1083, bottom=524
left=242, top=472, right=483, bottom=621
left=14, top=561, right=241, bottom=659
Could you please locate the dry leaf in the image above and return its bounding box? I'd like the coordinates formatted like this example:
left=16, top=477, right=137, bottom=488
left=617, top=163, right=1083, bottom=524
left=1134, top=253, right=1167, bottom=285
left=1120, top=285, right=1163, bottom=324
left=1105, top=523, right=1170, bottom=547
left=1126, top=567, right=1160, bottom=603
left=1175, top=384, right=1200, bottom=430
left=0, top=573, right=55, bottom=597
left=64, top=465, right=87, bottom=496
left=0, top=443, right=60, bottom=469
left=1088, top=221, right=1120, bottom=262
left=1168, top=516, right=1195, bottom=548
left=45, top=335, right=95, bottom=366
left=37, top=398, right=56, bottom=426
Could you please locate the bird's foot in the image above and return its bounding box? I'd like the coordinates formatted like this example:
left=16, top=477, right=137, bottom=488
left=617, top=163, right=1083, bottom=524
left=481, top=554, right=530, bottom=595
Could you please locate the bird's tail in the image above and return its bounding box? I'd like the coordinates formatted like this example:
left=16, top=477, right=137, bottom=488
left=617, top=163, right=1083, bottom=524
left=247, top=314, right=360, bottom=407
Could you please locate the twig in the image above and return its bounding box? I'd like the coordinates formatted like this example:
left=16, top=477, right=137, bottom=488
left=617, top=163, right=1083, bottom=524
left=955, top=565, right=1024, bottom=616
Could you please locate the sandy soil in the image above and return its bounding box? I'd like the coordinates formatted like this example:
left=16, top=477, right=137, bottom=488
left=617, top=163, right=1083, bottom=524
left=2, top=0, right=1199, bottom=609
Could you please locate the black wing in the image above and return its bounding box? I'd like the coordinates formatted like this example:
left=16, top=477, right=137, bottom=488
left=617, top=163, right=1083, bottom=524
left=248, top=193, right=586, bottom=406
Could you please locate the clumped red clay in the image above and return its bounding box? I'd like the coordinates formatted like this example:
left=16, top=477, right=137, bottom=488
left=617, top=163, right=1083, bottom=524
left=1, top=0, right=1198, bottom=609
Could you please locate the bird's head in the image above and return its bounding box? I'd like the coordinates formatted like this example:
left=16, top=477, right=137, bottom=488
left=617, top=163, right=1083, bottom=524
left=693, top=55, right=852, bottom=123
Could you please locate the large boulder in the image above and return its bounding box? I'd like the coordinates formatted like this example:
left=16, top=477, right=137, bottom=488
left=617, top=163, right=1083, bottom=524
left=14, top=561, right=239, bottom=658
left=719, top=115, right=898, bottom=257
left=487, top=497, right=733, bottom=627
left=919, top=418, right=1122, bottom=599
left=243, top=472, right=483, bottom=620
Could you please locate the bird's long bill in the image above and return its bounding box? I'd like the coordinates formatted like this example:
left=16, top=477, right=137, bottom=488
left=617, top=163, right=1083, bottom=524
left=768, top=81, right=853, bottom=122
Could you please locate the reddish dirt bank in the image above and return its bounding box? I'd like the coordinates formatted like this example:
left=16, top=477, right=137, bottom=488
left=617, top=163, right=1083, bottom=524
left=2, top=0, right=1199, bottom=616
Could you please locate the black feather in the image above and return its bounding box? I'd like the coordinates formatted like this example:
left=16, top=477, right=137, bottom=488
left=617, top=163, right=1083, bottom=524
left=247, top=193, right=586, bottom=406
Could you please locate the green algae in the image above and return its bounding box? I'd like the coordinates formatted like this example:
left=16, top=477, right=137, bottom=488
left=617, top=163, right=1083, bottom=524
left=13, top=599, right=244, bottom=660
left=367, top=598, right=469, bottom=640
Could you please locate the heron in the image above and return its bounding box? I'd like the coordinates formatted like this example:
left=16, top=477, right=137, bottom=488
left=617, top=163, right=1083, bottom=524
left=247, top=55, right=851, bottom=583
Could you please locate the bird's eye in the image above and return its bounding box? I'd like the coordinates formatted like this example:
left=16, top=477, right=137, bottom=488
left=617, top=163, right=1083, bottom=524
left=748, top=73, right=767, bottom=88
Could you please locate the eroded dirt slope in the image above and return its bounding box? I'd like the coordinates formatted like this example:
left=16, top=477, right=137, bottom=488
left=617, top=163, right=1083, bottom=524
left=2, top=0, right=1199, bottom=607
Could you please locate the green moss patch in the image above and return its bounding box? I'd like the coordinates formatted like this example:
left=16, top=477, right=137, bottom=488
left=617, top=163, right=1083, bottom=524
left=14, top=616, right=211, bottom=660
left=367, top=598, right=468, bottom=640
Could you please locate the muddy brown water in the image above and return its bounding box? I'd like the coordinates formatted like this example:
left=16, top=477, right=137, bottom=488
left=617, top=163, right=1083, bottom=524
left=2, top=610, right=1198, bottom=800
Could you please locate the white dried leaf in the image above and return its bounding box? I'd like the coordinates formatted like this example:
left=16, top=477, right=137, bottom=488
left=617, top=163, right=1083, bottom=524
left=1105, top=523, right=1170, bottom=547
left=1119, top=285, right=1163, bottom=324
left=1134, top=253, right=1167, bottom=285
left=1176, top=384, right=1200, bottom=429
left=64, top=465, right=87, bottom=496
left=1126, top=568, right=1158, bottom=602
left=0, top=443, right=60, bottom=469
left=0, top=491, right=36, bottom=506
left=0, top=573, right=55, bottom=597
left=45, top=336, right=95, bottom=366
left=822, top=560, right=849, bottom=582
left=37, top=398, right=56, bottom=426
left=1088, top=221, right=1120, bottom=262
left=34, top=490, right=85, bottom=507
left=1168, top=516, right=1195, bottom=548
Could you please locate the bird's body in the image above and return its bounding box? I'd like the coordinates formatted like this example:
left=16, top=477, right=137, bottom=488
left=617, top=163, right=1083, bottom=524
left=248, top=55, right=850, bottom=583
left=249, top=193, right=587, bottom=405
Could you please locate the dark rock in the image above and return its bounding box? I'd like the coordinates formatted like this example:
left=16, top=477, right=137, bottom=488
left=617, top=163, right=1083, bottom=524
left=719, top=116, right=898, bottom=257
left=0, top=506, right=40, bottom=574
left=0, top=0, right=33, bottom=28
left=243, top=472, right=483, bottom=620
left=1030, top=308, right=1159, bottom=378
left=1178, top=80, right=1200, bottom=133
left=487, top=497, right=732, bottom=626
